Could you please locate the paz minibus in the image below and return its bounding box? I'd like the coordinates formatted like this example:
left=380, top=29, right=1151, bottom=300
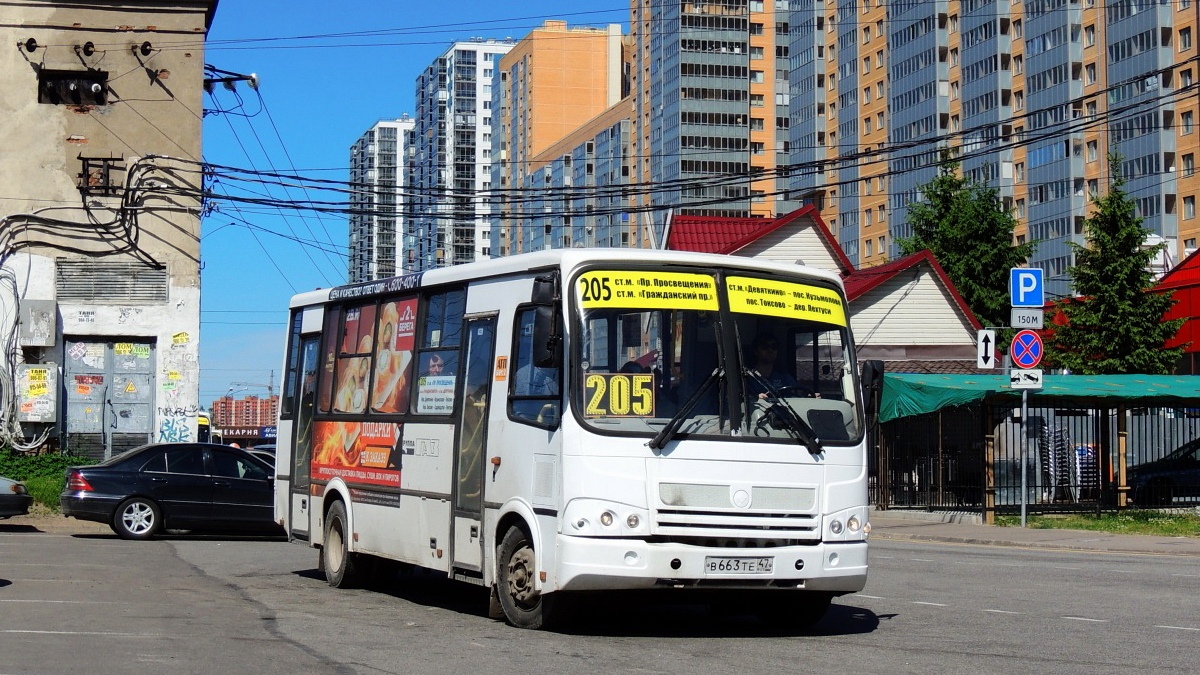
left=274, top=249, right=869, bottom=629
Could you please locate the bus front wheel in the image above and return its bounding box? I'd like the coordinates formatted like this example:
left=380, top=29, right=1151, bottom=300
left=496, top=526, right=564, bottom=629
left=324, top=501, right=362, bottom=588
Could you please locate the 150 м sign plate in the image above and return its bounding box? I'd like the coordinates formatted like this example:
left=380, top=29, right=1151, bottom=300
left=1011, top=308, right=1044, bottom=329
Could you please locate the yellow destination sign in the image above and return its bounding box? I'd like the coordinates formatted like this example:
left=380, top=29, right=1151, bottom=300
left=576, top=271, right=718, bottom=310
left=726, top=276, right=847, bottom=326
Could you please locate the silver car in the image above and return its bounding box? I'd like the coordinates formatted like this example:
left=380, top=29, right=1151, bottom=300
left=0, top=475, right=33, bottom=518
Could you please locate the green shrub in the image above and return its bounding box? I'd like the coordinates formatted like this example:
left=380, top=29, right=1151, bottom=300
left=24, top=475, right=66, bottom=510
left=1, top=450, right=94, bottom=511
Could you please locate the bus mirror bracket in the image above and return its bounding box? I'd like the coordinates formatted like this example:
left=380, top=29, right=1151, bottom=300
left=531, top=273, right=562, bottom=368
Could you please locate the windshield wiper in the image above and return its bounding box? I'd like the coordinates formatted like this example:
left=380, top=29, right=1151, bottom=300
left=744, top=368, right=823, bottom=454
left=647, top=367, right=722, bottom=451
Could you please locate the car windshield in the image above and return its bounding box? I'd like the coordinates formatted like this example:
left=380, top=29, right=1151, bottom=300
left=572, top=268, right=862, bottom=445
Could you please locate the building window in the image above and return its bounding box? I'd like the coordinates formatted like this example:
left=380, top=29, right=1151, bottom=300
left=1013, top=20, right=1022, bottom=38
left=1182, top=28, right=1193, bottom=51
left=1015, top=91, right=1024, bottom=110
left=1185, top=111, right=1195, bottom=135
left=751, top=94, right=765, bottom=107
left=863, top=87, right=871, bottom=103
left=951, top=82, right=959, bottom=100
left=1016, top=163, right=1025, bottom=181
left=1186, top=196, right=1196, bottom=219
left=1185, top=153, right=1196, bottom=176
left=1085, top=64, right=1096, bottom=84
left=751, top=46, right=764, bottom=59
left=1014, top=55, right=1023, bottom=74
left=1084, top=25, right=1095, bottom=47
left=1086, top=140, right=1098, bottom=162
left=750, top=70, right=765, bottom=84
left=1183, top=69, right=1194, bottom=87
left=864, top=238, right=873, bottom=257
left=1016, top=199, right=1026, bottom=218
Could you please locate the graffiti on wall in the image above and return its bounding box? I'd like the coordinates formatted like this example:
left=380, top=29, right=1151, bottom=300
left=157, top=415, right=191, bottom=442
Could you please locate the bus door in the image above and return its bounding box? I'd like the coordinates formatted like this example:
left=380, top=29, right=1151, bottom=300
left=290, top=335, right=321, bottom=540
left=451, top=315, right=496, bottom=572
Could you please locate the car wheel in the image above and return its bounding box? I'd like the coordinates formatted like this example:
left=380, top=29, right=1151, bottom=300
left=323, top=501, right=362, bottom=588
left=495, top=525, right=568, bottom=629
left=112, top=497, right=161, bottom=540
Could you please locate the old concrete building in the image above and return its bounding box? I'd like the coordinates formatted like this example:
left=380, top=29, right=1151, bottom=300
left=1, top=1, right=218, bottom=458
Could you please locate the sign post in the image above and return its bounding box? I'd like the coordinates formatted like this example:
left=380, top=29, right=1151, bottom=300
left=1009, top=270, right=1044, bottom=527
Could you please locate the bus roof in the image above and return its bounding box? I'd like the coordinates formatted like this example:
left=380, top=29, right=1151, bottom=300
left=289, top=248, right=845, bottom=309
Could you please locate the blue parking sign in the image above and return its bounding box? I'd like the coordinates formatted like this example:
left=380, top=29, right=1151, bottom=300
left=1010, top=268, right=1044, bottom=307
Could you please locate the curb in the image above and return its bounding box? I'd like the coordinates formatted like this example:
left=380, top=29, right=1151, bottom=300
left=869, top=530, right=1200, bottom=556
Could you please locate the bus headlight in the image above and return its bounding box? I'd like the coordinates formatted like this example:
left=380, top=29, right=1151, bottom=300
left=829, top=519, right=844, bottom=535
left=847, top=516, right=862, bottom=532
left=562, top=499, right=650, bottom=537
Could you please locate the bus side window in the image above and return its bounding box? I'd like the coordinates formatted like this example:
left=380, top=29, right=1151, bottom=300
left=411, top=288, right=466, bottom=416
left=509, top=307, right=561, bottom=427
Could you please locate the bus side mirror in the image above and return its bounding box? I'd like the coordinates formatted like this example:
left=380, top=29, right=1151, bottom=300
left=531, top=303, right=561, bottom=368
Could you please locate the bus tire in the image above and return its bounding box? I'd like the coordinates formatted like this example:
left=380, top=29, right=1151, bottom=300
left=496, top=525, right=563, bottom=629
left=324, top=501, right=362, bottom=588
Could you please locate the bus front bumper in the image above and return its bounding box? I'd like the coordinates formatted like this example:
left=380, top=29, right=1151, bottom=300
left=553, top=535, right=867, bottom=593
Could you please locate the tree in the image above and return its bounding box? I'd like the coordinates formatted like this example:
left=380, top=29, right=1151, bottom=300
left=1044, top=155, right=1184, bottom=375
left=900, top=158, right=1035, bottom=330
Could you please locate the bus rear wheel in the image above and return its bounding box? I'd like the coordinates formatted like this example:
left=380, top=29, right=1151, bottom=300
left=496, top=526, right=564, bottom=629
left=324, top=501, right=362, bottom=588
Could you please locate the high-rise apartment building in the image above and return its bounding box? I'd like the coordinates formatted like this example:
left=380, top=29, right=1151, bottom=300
left=787, top=0, right=1199, bottom=297
left=491, top=21, right=626, bottom=255
left=209, top=395, right=279, bottom=429
left=407, top=39, right=514, bottom=271
left=348, top=116, right=415, bottom=282
left=630, top=0, right=797, bottom=227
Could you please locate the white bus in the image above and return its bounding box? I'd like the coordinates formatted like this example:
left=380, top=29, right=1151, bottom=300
left=274, top=249, right=869, bottom=629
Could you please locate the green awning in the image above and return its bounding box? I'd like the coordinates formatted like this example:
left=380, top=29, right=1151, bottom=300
left=879, top=373, right=1200, bottom=423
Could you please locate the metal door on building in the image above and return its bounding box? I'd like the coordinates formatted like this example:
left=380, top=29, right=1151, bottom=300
left=63, top=338, right=156, bottom=460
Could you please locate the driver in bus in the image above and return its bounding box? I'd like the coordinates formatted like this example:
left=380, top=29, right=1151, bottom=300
left=745, top=333, right=799, bottom=399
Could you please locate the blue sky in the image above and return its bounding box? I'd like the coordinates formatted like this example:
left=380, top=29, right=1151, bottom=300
left=198, top=1, right=628, bottom=407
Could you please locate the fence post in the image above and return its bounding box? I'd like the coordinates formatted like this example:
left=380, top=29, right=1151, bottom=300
left=984, top=404, right=996, bottom=525
left=1116, top=405, right=1128, bottom=509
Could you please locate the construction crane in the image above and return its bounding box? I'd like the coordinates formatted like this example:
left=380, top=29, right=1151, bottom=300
left=228, top=371, right=275, bottom=398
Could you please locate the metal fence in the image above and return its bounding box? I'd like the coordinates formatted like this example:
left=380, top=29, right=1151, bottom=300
left=872, top=404, right=1200, bottom=515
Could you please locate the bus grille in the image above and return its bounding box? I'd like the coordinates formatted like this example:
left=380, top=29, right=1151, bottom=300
left=654, top=509, right=819, bottom=538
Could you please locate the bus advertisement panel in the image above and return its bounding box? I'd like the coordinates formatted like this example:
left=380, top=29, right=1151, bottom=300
left=311, top=421, right=401, bottom=488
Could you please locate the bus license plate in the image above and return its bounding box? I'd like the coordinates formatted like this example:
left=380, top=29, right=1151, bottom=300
left=705, top=556, right=774, bottom=574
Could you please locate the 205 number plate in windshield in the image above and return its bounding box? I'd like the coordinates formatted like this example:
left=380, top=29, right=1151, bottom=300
left=705, top=556, right=774, bottom=574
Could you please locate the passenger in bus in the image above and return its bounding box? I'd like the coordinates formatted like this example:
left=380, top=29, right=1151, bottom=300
left=745, top=333, right=800, bottom=398
left=422, top=353, right=445, bottom=377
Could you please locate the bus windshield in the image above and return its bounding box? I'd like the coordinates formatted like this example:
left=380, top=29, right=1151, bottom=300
left=573, top=268, right=862, bottom=445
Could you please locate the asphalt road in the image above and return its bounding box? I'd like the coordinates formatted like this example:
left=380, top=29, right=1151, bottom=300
left=2, top=527, right=1197, bottom=674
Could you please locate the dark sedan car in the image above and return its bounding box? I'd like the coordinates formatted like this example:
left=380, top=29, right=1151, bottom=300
left=1129, top=437, right=1200, bottom=507
left=61, top=442, right=282, bottom=540
left=1, top=474, right=33, bottom=518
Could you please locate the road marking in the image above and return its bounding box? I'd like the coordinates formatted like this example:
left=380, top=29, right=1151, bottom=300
left=856, top=594, right=885, bottom=599
left=1170, top=573, right=1200, bottom=578
left=1063, top=616, right=1107, bottom=623
left=1051, top=566, right=1081, bottom=571
left=912, top=601, right=947, bottom=607
left=983, top=609, right=1020, bottom=614
left=909, top=558, right=934, bottom=562
left=0, top=599, right=125, bottom=605
left=1156, top=625, right=1200, bottom=632
left=0, top=630, right=159, bottom=637
left=874, top=555, right=894, bottom=559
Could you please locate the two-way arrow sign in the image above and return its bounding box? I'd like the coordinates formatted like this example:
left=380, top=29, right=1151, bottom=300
left=977, top=329, right=996, bottom=369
